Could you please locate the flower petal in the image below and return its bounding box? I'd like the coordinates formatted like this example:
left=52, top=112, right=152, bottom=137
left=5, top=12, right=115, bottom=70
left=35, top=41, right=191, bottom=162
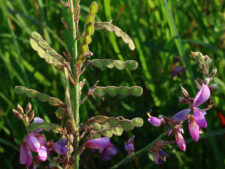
left=85, top=137, right=111, bottom=149
left=105, top=144, right=118, bottom=156
left=172, top=109, right=191, bottom=123
left=100, top=152, right=111, bottom=162
left=175, top=131, right=186, bottom=152
left=38, top=146, right=47, bottom=161
left=188, top=116, right=200, bottom=142
left=20, top=142, right=33, bottom=167
left=153, top=153, right=162, bottom=165
left=148, top=117, right=162, bottom=127
left=33, top=117, right=44, bottom=123
left=193, top=107, right=207, bottom=128
left=53, top=140, right=68, bottom=155
left=193, top=84, right=210, bottom=107
left=27, top=133, right=41, bottom=152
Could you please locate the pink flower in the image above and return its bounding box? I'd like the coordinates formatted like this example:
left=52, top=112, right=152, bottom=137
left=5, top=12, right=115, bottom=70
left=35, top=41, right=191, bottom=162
left=169, top=126, right=186, bottom=152
left=85, top=137, right=111, bottom=149
left=171, top=84, right=210, bottom=142
left=19, top=142, right=32, bottom=167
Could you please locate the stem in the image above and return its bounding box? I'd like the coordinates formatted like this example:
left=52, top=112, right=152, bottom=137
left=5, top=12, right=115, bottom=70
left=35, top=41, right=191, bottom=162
left=160, top=0, right=196, bottom=93
left=68, top=0, right=79, bottom=168
left=110, top=132, right=167, bottom=169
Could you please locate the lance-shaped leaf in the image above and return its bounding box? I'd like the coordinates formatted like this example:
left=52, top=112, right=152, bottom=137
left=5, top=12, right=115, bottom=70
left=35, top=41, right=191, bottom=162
left=91, top=59, right=138, bottom=70
left=94, top=86, right=143, bottom=97
left=27, top=122, right=62, bottom=133
left=15, top=86, right=64, bottom=107
left=95, top=22, right=135, bottom=50
left=30, top=32, right=65, bottom=70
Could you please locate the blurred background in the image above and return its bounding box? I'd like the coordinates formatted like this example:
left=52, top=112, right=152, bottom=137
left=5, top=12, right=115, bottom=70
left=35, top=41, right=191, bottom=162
left=0, top=0, right=225, bottom=168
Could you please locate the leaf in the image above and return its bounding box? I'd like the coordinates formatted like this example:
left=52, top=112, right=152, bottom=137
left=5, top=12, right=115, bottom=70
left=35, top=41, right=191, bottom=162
left=95, top=22, right=135, bottom=50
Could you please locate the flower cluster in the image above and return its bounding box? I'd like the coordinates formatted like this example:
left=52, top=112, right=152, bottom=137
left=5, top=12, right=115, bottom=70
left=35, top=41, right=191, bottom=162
left=124, top=135, right=135, bottom=156
left=148, top=83, right=211, bottom=163
left=19, top=117, right=68, bottom=168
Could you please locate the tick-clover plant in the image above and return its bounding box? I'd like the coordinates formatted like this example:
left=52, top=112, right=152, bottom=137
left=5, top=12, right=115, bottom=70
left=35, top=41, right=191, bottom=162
left=12, top=0, right=218, bottom=168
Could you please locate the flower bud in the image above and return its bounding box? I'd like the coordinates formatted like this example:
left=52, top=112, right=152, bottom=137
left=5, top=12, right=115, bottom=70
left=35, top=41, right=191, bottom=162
left=13, top=109, right=23, bottom=120
left=204, top=77, right=211, bottom=85
left=181, top=86, right=189, bottom=98
left=28, top=110, right=35, bottom=122
left=25, top=102, right=32, bottom=114
left=17, top=104, right=24, bottom=114
left=148, top=117, right=164, bottom=127
left=210, top=68, right=217, bottom=78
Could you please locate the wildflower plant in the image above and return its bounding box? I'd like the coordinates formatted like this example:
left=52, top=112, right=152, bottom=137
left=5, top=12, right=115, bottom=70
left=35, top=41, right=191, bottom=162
left=12, top=0, right=219, bottom=169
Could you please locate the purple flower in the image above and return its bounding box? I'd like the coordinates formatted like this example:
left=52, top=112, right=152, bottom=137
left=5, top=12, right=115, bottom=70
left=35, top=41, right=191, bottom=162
left=124, top=135, right=135, bottom=153
left=148, top=116, right=164, bottom=127
left=20, top=142, right=32, bottom=167
left=37, top=145, right=47, bottom=161
left=53, top=140, right=68, bottom=155
left=169, top=126, right=186, bottom=152
left=100, top=144, right=118, bottom=162
left=85, top=137, right=111, bottom=149
left=26, top=133, right=41, bottom=152
left=171, top=84, right=210, bottom=142
left=152, top=149, right=169, bottom=165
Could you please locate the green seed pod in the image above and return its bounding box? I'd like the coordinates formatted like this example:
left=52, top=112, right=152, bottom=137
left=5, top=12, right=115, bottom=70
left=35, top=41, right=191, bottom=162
left=125, top=60, right=138, bottom=70
left=94, top=116, right=109, bottom=124
left=30, top=38, right=39, bottom=51
left=38, top=40, right=49, bottom=49
left=112, top=127, right=123, bottom=136
left=94, top=87, right=105, bottom=97
left=118, top=86, right=130, bottom=97
left=37, top=47, right=47, bottom=59
left=104, top=59, right=114, bottom=68
left=80, top=44, right=89, bottom=54
left=85, top=23, right=94, bottom=35
left=105, top=86, right=118, bottom=96
left=31, top=32, right=43, bottom=41
left=15, top=86, right=27, bottom=95
left=90, top=122, right=101, bottom=130
left=87, top=16, right=95, bottom=25
left=113, top=60, right=125, bottom=70
left=107, top=117, right=119, bottom=127
left=90, top=1, right=98, bottom=15
left=129, top=86, right=143, bottom=97
left=55, top=108, right=65, bottom=119
left=92, top=59, right=104, bottom=69
left=37, top=93, right=49, bottom=102
left=132, top=117, right=144, bottom=127
left=101, top=122, right=111, bottom=129
left=83, top=35, right=92, bottom=45
left=120, top=120, right=134, bottom=131
left=26, top=89, right=38, bottom=98
left=101, top=129, right=113, bottom=137
left=92, top=132, right=101, bottom=139
left=48, top=97, right=63, bottom=106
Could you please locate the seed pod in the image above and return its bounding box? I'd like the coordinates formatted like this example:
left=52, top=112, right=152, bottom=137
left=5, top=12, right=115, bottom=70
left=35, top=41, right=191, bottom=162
left=129, top=86, right=143, bottom=96
left=90, top=1, right=98, bottom=15
left=105, top=86, right=118, bottom=96
left=112, top=127, right=123, bottom=136
left=31, top=32, right=43, bottom=41
left=131, top=118, right=144, bottom=127
left=118, top=86, right=130, bottom=97
left=48, top=97, right=63, bottom=107
left=101, top=129, right=113, bottom=137
left=120, top=120, right=134, bottom=131
left=107, top=117, right=120, bottom=127
left=15, top=86, right=27, bottom=95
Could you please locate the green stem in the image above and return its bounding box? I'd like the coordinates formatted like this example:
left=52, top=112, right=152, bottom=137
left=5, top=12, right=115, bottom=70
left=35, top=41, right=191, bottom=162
left=110, top=132, right=167, bottom=169
left=68, top=0, right=79, bottom=168
left=160, top=0, right=196, bottom=93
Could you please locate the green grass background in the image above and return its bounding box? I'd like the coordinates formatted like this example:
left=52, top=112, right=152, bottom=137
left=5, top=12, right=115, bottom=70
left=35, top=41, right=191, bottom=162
left=0, top=0, right=224, bottom=168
